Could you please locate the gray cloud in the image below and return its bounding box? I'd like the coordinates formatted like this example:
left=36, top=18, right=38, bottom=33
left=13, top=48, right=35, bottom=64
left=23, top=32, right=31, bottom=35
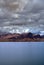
left=0, top=0, right=44, bottom=34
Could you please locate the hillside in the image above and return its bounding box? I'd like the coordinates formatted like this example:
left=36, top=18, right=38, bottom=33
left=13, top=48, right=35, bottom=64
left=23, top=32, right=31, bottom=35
left=0, top=32, right=44, bottom=42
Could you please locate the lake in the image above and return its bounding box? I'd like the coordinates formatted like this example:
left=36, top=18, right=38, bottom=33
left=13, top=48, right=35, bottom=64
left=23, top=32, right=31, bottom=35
left=0, top=42, right=44, bottom=65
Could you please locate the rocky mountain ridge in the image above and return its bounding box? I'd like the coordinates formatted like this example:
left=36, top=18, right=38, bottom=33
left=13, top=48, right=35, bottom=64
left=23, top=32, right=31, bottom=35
left=0, top=32, right=44, bottom=42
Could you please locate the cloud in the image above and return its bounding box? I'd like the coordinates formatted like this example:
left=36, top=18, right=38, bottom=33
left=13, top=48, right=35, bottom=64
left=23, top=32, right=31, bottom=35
left=0, top=0, right=44, bottom=34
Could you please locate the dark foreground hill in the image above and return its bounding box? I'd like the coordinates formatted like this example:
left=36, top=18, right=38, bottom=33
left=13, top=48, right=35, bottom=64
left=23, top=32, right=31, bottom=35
left=0, top=32, right=44, bottom=42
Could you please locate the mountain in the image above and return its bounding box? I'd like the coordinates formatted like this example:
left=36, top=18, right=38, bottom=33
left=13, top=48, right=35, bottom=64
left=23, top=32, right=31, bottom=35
left=0, top=32, right=44, bottom=42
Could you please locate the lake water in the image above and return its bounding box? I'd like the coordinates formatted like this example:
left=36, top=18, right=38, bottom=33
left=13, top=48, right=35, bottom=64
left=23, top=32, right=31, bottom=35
left=0, top=42, right=44, bottom=65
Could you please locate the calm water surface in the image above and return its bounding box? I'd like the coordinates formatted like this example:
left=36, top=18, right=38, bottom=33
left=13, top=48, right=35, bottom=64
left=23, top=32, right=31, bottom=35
left=0, top=42, right=44, bottom=65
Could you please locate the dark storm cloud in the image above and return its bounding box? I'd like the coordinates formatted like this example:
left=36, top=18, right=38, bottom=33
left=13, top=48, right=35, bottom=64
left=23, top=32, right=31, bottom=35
left=0, top=0, right=44, bottom=34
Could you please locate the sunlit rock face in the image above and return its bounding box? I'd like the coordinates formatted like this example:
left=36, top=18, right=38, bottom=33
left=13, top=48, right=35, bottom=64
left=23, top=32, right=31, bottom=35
left=0, top=0, right=44, bottom=35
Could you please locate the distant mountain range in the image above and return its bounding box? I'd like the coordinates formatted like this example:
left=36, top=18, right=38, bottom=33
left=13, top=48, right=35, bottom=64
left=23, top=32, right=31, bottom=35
left=0, top=32, right=44, bottom=42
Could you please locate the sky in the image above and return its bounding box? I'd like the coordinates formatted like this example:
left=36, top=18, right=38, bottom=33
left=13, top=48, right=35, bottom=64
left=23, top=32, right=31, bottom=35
left=0, top=0, right=44, bottom=35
